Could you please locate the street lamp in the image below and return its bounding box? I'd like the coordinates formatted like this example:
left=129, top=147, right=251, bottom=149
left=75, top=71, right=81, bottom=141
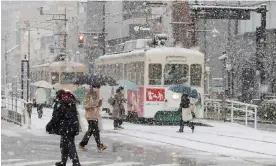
left=218, top=51, right=228, bottom=121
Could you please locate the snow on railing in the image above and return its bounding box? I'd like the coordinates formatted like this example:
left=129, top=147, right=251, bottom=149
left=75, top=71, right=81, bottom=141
left=204, top=99, right=258, bottom=129
left=1, top=96, right=28, bottom=126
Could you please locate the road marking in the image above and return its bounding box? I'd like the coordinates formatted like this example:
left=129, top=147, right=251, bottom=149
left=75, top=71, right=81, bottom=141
left=99, top=162, right=143, bottom=166
left=2, top=160, right=57, bottom=166
left=1, top=129, right=22, bottom=137
left=81, top=161, right=104, bottom=165
left=1, top=159, right=27, bottom=163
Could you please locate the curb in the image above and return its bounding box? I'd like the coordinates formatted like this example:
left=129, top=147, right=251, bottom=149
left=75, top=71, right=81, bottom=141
left=101, top=116, right=213, bottom=127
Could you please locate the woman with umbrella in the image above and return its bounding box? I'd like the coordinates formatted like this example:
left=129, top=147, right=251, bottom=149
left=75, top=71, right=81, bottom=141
left=168, top=84, right=195, bottom=133
left=112, top=86, right=127, bottom=130
left=178, top=93, right=195, bottom=133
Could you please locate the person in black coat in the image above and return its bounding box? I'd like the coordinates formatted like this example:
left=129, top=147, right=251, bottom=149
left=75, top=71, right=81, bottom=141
left=46, top=90, right=81, bottom=166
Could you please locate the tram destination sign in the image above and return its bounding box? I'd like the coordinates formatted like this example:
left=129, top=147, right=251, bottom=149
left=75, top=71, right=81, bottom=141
left=190, top=5, right=252, bottom=20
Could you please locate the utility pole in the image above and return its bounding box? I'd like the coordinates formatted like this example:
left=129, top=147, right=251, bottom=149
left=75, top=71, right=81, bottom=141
left=102, top=2, right=106, bottom=55
left=256, top=4, right=267, bottom=100
left=40, top=7, right=68, bottom=54
left=4, top=34, right=8, bottom=86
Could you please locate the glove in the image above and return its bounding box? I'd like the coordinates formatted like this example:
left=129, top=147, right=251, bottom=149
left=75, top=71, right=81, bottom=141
left=46, top=122, right=52, bottom=133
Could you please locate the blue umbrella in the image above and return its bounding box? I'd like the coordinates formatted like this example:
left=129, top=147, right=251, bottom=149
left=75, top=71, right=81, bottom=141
left=168, top=84, right=191, bottom=95
left=190, top=89, right=198, bottom=98
left=117, top=80, right=138, bottom=91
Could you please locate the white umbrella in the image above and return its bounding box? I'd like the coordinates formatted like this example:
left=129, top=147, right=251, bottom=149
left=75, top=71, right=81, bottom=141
left=53, top=83, right=62, bottom=90
left=31, top=80, right=53, bottom=89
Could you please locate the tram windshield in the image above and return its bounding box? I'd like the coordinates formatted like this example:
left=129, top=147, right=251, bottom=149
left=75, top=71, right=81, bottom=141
left=164, top=64, right=188, bottom=85
left=61, top=72, right=75, bottom=84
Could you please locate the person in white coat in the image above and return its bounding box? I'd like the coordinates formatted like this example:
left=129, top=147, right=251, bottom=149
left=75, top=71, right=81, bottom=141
left=178, top=94, right=194, bottom=133
left=34, top=87, right=47, bottom=118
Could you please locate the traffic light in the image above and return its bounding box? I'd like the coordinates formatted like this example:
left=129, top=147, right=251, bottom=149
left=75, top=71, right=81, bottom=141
left=93, top=36, right=98, bottom=47
left=78, top=34, right=84, bottom=48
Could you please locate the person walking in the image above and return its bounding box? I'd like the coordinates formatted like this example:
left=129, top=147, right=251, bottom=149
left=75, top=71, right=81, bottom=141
left=178, top=94, right=194, bottom=133
left=112, top=86, right=127, bottom=130
left=34, top=87, right=47, bottom=118
left=79, top=84, right=106, bottom=151
left=46, top=90, right=81, bottom=166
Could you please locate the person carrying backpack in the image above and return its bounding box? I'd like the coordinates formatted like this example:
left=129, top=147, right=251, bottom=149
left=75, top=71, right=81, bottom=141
left=46, top=90, right=81, bottom=166
left=79, top=84, right=107, bottom=151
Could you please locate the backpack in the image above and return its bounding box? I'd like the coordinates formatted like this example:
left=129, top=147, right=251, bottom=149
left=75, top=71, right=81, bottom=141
left=108, top=96, right=116, bottom=106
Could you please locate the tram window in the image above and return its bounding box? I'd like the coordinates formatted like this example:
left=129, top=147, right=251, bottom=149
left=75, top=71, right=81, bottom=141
left=61, top=72, right=75, bottom=84
left=124, top=64, right=127, bottom=80
left=51, top=72, right=59, bottom=84
left=118, top=63, right=123, bottom=80
left=148, top=64, right=162, bottom=85
left=136, top=62, right=144, bottom=85
left=190, top=64, right=202, bottom=86
left=77, top=72, right=84, bottom=79
left=164, top=64, right=189, bottom=85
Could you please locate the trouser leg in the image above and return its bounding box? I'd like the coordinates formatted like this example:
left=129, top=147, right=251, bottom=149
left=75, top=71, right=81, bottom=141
left=79, top=121, right=93, bottom=147
left=90, top=120, right=101, bottom=147
left=114, top=119, right=119, bottom=128
left=67, top=136, right=79, bottom=163
left=60, top=136, right=69, bottom=164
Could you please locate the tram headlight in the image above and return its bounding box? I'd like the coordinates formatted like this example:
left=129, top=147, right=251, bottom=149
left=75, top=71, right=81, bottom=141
left=172, top=93, right=180, bottom=100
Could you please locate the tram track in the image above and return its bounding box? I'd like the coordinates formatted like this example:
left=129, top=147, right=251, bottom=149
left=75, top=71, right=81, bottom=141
left=105, top=128, right=276, bottom=166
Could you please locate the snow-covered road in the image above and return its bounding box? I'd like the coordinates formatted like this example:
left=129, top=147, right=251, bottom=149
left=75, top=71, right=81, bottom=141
left=1, top=107, right=276, bottom=166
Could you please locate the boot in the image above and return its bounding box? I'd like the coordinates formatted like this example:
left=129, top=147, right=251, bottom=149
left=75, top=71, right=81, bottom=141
left=191, top=125, right=195, bottom=133
left=72, top=160, right=81, bottom=166
left=178, top=128, right=183, bottom=133
left=79, top=145, right=88, bottom=151
left=118, top=125, right=124, bottom=129
left=98, top=144, right=107, bottom=151
left=55, top=161, right=65, bottom=166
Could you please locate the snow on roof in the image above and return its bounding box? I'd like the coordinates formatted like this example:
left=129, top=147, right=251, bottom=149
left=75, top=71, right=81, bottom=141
left=146, top=47, right=204, bottom=57
left=31, top=63, right=51, bottom=68
left=31, top=61, right=85, bottom=68
left=49, top=61, right=85, bottom=68
left=98, top=49, right=145, bottom=60
left=98, top=47, right=204, bottom=60
left=191, top=5, right=258, bottom=10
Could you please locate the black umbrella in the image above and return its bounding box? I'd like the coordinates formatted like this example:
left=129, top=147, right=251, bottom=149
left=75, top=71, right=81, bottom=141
left=74, top=73, right=118, bottom=87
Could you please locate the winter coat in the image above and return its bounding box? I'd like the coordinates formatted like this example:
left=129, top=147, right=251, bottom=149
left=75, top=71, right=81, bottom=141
left=34, top=88, right=47, bottom=104
left=112, top=91, right=127, bottom=120
left=83, top=91, right=102, bottom=121
left=46, top=100, right=80, bottom=136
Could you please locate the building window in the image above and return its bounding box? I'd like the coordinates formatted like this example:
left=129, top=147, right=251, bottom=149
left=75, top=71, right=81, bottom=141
left=122, top=1, right=147, bottom=20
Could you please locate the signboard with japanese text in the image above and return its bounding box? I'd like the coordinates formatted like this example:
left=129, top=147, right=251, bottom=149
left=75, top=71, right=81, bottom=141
left=146, top=88, right=165, bottom=102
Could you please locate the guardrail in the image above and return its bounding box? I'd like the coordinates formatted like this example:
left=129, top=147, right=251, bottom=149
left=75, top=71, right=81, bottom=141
left=1, top=96, right=29, bottom=126
left=204, top=99, right=258, bottom=129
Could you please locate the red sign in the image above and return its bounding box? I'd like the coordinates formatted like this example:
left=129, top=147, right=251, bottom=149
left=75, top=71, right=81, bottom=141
left=146, top=88, right=165, bottom=102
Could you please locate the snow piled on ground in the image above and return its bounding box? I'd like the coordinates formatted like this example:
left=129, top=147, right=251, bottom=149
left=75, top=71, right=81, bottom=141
left=30, top=107, right=276, bottom=161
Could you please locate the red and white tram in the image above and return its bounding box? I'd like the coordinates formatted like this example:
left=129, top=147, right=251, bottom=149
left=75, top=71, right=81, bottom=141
left=95, top=38, right=205, bottom=122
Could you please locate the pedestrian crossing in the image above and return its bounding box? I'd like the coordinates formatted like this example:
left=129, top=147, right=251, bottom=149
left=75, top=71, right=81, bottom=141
left=1, top=159, right=144, bottom=166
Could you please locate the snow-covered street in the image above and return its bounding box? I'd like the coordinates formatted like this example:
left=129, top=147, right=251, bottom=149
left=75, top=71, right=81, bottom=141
left=1, top=107, right=276, bottom=166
